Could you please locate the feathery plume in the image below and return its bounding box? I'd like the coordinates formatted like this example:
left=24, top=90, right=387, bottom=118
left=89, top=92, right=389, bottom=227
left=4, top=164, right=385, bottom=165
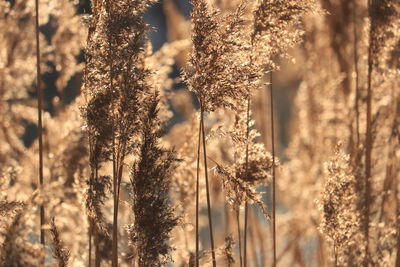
left=50, top=218, right=70, bottom=267
left=129, top=93, right=178, bottom=266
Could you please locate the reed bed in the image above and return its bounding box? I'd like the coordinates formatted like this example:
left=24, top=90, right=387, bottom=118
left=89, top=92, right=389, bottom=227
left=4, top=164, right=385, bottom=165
left=0, top=0, right=399, bottom=266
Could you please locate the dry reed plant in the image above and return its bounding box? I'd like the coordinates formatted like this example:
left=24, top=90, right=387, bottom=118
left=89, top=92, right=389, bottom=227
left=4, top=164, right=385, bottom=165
left=128, top=92, right=178, bottom=266
left=0, top=0, right=399, bottom=266
left=50, top=217, right=70, bottom=267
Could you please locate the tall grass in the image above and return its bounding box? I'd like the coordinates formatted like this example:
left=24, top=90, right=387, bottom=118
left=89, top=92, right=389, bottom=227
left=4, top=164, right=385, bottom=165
left=1, top=0, right=399, bottom=266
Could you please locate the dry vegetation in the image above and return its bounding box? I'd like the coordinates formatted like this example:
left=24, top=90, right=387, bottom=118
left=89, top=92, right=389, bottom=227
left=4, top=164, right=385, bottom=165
left=0, top=0, right=399, bottom=266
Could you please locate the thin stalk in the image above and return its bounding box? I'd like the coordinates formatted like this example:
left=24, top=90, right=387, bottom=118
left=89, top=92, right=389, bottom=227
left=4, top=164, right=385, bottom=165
left=107, top=1, right=118, bottom=267
left=395, top=178, right=400, bottom=266
left=111, top=88, right=118, bottom=267
left=112, top=133, right=118, bottom=267
left=94, top=166, right=101, bottom=267
left=35, top=0, right=45, bottom=247
left=270, top=72, right=277, bottom=267
left=200, top=103, right=216, bottom=267
left=243, top=203, right=248, bottom=266
left=89, top=221, right=93, bottom=267
left=114, top=153, right=126, bottom=255
left=394, top=102, right=400, bottom=266
left=352, top=0, right=360, bottom=148
left=249, top=208, right=260, bottom=267
left=87, top=141, right=94, bottom=267
left=244, top=95, right=251, bottom=267
left=112, top=135, right=127, bottom=267
left=84, top=12, right=96, bottom=266
left=195, top=115, right=202, bottom=267
left=95, top=228, right=100, bottom=267
left=105, top=1, right=119, bottom=266
left=364, top=1, right=373, bottom=265
left=237, top=209, right=243, bottom=267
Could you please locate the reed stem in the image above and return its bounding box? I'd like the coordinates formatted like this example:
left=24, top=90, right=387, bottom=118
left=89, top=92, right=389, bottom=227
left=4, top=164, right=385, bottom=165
left=364, top=1, right=373, bottom=265
left=395, top=179, right=400, bottom=266
left=244, top=95, right=251, bottom=267
left=200, top=103, right=216, bottom=267
left=35, top=0, right=45, bottom=248
left=95, top=228, right=100, bottom=267
left=107, top=1, right=118, bottom=264
left=237, top=209, right=243, bottom=267
left=270, top=72, right=277, bottom=267
left=195, top=115, right=202, bottom=267
left=88, top=221, right=93, bottom=267
left=352, top=0, right=360, bottom=148
left=243, top=203, right=248, bottom=266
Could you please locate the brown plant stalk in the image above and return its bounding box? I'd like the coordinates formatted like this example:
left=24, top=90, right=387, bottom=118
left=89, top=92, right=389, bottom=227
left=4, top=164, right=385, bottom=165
left=243, top=95, right=251, bottom=267
left=364, top=1, right=373, bottom=265
left=352, top=0, right=360, bottom=148
left=88, top=222, right=92, bottom=266
left=396, top=179, right=400, bottom=266
left=270, top=72, right=277, bottom=267
left=200, top=102, right=216, bottom=267
left=35, top=0, right=45, bottom=248
left=236, top=209, right=243, bottom=267
left=105, top=1, right=118, bottom=265
left=195, top=115, right=201, bottom=267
